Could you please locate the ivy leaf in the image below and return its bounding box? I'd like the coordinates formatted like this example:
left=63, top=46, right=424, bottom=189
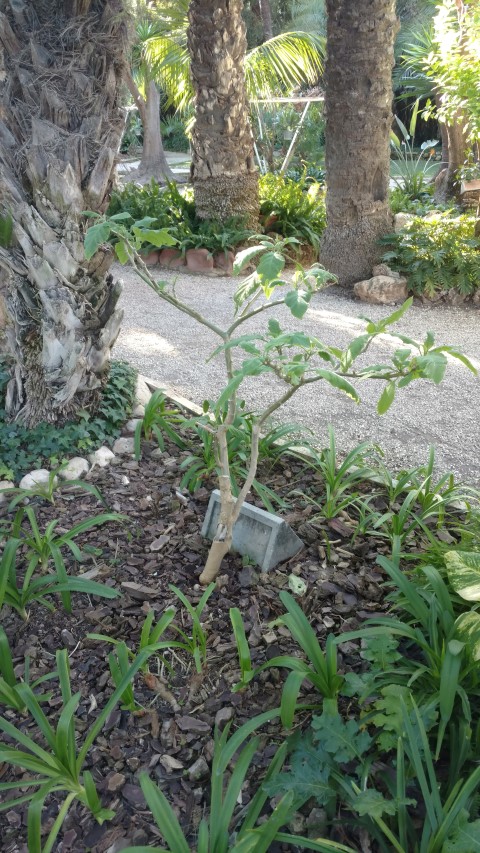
left=284, top=289, right=311, bottom=319
left=377, top=382, right=396, bottom=415
left=84, top=222, right=111, bottom=260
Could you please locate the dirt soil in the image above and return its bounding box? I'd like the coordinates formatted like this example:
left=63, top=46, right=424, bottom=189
left=0, top=434, right=394, bottom=853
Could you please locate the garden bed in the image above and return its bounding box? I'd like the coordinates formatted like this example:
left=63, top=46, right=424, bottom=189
left=0, top=424, right=394, bottom=853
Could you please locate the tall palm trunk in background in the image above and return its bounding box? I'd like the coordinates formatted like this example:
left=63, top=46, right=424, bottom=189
left=320, top=0, right=398, bottom=285
left=0, top=0, right=129, bottom=428
left=259, top=0, right=274, bottom=40
left=124, top=73, right=175, bottom=181
left=187, top=0, right=259, bottom=223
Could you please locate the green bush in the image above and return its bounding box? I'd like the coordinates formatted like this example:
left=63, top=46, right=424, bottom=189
left=259, top=172, right=326, bottom=251
left=382, top=212, right=480, bottom=297
left=161, top=115, right=190, bottom=153
left=0, top=361, right=137, bottom=479
left=388, top=186, right=456, bottom=216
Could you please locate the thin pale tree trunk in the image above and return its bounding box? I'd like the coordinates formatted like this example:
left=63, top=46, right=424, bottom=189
left=124, top=72, right=175, bottom=182
left=187, top=0, right=259, bottom=223
left=320, top=0, right=398, bottom=285
left=0, top=0, right=130, bottom=427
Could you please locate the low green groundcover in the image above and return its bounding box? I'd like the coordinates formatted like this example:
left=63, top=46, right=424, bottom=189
left=0, top=360, right=137, bottom=480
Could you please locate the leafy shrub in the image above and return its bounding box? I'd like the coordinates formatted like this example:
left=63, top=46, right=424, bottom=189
left=108, top=181, right=248, bottom=255
left=120, top=111, right=143, bottom=154
left=285, top=164, right=326, bottom=184
left=0, top=361, right=136, bottom=478
left=108, top=179, right=197, bottom=234
left=388, top=186, right=455, bottom=216
left=161, top=115, right=190, bottom=153
left=382, top=212, right=480, bottom=297
left=259, top=172, right=326, bottom=251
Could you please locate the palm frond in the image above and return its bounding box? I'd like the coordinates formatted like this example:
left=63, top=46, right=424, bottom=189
left=245, top=32, right=325, bottom=101
left=290, top=0, right=326, bottom=35
left=393, top=24, right=435, bottom=101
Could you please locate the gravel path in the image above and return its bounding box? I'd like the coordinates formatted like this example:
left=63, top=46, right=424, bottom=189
left=113, top=264, right=480, bottom=484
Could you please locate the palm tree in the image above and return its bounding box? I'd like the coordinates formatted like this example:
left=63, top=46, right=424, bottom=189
left=0, top=0, right=130, bottom=428
left=143, top=0, right=324, bottom=220
left=124, top=17, right=175, bottom=182
left=320, top=0, right=398, bottom=285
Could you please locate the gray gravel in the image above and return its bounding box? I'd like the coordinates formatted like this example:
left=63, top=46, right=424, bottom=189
left=113, top=264, right=480, bottom=484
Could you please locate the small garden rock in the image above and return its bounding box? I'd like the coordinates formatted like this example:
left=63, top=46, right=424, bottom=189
left=188, top=757, right=209, bottom=782
left=19, top=469, right=56, bottom=491
left=113, top=437, right=135, bottom=455
left=125, top=418, right=142, bottom=434
left=213, top=250, right=234, bottom=274
left=186, top=248, right=214, bottom=273
left=0, top=481, right=15, bottom=506
left=158, top=248, right=186, bottom=269
left=58, top=457, right=90, bottom=480
left=354, top=274, right=408, bottom=305
left=135, top=375, right=151, bottom=407
left=89, top=446, right=115, bottom=467
left=372, top=263, right=401, bottom=279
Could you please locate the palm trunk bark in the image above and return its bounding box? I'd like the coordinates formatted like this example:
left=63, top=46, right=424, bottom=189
left=187, top=0, right=259, bottom=223
left=435, top=110, right=469, bottom=203
left=124, top=72, right=175, bottom=182
left=259, top=0, right=273, bottom=40
left=0, top=0, right=130, bottom=427
left=320, top=0, right=398, bottom=286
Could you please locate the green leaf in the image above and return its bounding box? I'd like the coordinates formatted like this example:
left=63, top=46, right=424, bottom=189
left=377, top=382, right=396, bottom=414
left=233, top=245, right=266, bottom=273
left=134, top=228, right=176, bottom=248
left=455, top=612, right=480, bottom=661
left=256, top=251, right=285, bottom=281
left=315, top=370, right=360, bottom=402
left=114, top=241, right=131, bottom=264
left=443, top=815, right=480, bottom=853
left=284, top=289, right=311, bottom=319
left=445, top=551, right=480, bottom=601
left=84, top=223, right=111, bottom=260
left=351, top=789, right=398, bottom=819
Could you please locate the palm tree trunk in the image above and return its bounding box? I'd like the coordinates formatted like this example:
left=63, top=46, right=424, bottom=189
left=0, top=0, right=130, bottom=427
left=259, top=0, right=274, bottom=40
left=187, top=0, right=259, bottom=223
left=320, top=0, right=398, bottom=286
left=124, top=72, right=175, bottom=182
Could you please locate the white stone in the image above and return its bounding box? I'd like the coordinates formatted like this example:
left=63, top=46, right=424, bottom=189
left=19, top=469, right=57, bottom=491
left=88, top=446, right=115, bottom=467
left=394, top=212, right=415, bottom=233
left=125, top=418, right=142, bottom=434
left=0, top=480, right=15, bottom=506
left=58, top=457, right=90, bottom=480
left=135, top=375, right=151, bottom=407
left=112, top=437, right=135, bottom=455
left=132, top=404, right=145, bottom=418
left=354, top=275, right=409, bottom=305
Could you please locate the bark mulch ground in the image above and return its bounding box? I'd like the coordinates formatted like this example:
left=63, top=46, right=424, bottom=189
left=0, top=435, right=395, bottom=853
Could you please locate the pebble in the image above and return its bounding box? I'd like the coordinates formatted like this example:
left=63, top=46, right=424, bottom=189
left=107, top=772, right=126, bottom=792
left=188, top=757, right=209, bottom=781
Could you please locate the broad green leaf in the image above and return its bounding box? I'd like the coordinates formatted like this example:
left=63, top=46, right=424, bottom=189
left=351, top=789, right=398, bottom=819
left=108, top=212, right=132, bottom=222
left=114, top=241, right=130, bottom=264
left=315, top=370, right=360, bottom=402
left=445, top=551, right=480, bottom=601
left=455, top=612, right=480, bottom=661
left=377, top=382, right=396, bottom=414
left=416, top=353, right=447, bottom=384
left=84, top=223, right=111, bottom=260
left=233, top=245, right=266, bottom=273
left=443, top=814, right=480, bottom=853
left=133, top=228, right=176, bottom=248
left=256, top=251, right=285, bottom=281
left=284, top=289, right=311, bottom=319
